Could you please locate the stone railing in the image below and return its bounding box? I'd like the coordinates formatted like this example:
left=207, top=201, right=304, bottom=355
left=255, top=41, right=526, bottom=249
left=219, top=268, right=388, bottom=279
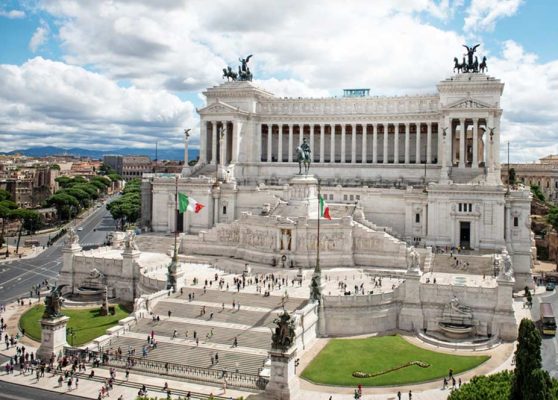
left=88, top=351, right=268, bottom=390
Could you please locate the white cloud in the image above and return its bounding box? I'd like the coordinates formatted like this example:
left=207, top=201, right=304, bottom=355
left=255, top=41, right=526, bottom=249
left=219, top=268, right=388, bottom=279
left=464, top=0, right=522, bottom=32
left=38, top=0, right=464, bottom=94
left=0, top=57, right=197, bottom=152
left=0, top=9, right=26, bottom=19
left=29, top=21, right=49, bottom=53
left=491, top=41, right=558, bottom=162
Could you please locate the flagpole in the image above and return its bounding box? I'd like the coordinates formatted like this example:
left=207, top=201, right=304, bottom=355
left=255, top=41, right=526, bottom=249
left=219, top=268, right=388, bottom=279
left=175, top=175, right=178, bottom=251
left=316, top=179, right=321, bottom=275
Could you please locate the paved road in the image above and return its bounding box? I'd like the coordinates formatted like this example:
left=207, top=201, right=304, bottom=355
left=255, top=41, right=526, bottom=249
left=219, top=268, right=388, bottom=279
left=0, top=380, right=88, bottom=400
left=0, top=204, right=115, bottom=304
left=533, top=286, right=558, bottom=378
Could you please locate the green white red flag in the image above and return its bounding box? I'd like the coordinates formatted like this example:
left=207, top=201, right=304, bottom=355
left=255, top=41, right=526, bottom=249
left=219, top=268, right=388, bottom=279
left=178, top=193, right=204, bottom=214
left=319, top=195, right=331, bottom=220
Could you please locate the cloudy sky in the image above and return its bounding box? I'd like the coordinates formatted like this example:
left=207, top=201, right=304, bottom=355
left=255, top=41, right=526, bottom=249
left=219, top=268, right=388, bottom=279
left=0, top=0, right=556, bottom=162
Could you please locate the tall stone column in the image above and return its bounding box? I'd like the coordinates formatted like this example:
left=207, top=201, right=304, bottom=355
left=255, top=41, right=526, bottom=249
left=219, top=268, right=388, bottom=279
left=372, top=124, right=378, bottom=164
left=199, top=121, right=207, bottom=164
left=310, top=124, right=315, bottom=162
left=415, top=123, right=421, bottom=164
left=341, top=124, right=346, bottom=163
left=426, top=122, right=440, bottom=164
left=221, top=122, right=228, bottom=166
left=330, top=125, right=335, bottom=163
left=299, top=125, right=304, bottom=145
left=394, top=124, right=399, bottom=164
left=472, top=118, right=479, bottom=167
left=383, top=124, right=388, bottom=164
left=459, top=118, right=466, bottom=168
left=267, top=124, right=273, bottom=162
left=211, top=121, right=217, bottom=165
left=362, top=124, right=367, bottom=164
left=404, top=123, right=410, bottom=164
left=351, top=124, right=357, bottom=164
left=278, top=124, right=283, bottom=162
left=288, top=124, right=293, bottom=162
left=256, top=123, right=262, bottom=163
left=231, top=120, right=241, bottom=164
left=319, top=124, right=325, bottom=163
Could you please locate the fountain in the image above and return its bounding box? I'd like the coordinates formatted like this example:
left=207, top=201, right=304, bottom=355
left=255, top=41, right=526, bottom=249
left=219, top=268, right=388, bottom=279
left=438, top=296, right=475, bottom=339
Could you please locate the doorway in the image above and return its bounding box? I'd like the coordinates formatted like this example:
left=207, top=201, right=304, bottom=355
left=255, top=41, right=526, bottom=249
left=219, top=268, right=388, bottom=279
left=459, top=221, right=471, bottom=249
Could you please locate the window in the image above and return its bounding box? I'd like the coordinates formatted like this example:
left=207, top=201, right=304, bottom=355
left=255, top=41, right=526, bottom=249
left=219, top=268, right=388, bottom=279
left=343, top=194, right=348, bottom=201
left=469, top=203, right=472, bottom=212
left=349, top=195, right=354, bottom=201
left=330, top=194, right=334, bottom=200
left=223, top=206, right=227, bottom=215
left=415, top=213, right=420, bottom=223
left=356, top=195, right=360, bottom=200
left=459, top=203, right=462, bottom=212
left=514, top=216, right=518, bottom=227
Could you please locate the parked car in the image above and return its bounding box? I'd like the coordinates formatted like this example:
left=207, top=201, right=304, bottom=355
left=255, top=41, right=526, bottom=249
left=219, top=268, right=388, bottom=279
left=77, top=227, right=83, bottom=231
left=546, top=282, right=555, bottom=291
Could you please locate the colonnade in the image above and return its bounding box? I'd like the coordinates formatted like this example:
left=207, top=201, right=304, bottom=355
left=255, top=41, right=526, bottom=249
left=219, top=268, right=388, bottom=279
left=259, top=122, right=439, bottom=165
left=200, top=121, right=234, bottom=166
left=447, top=118, right=489, bottom=168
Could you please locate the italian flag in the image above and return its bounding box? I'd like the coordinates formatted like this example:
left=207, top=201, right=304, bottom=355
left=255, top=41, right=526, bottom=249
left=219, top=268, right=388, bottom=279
left=319, top=195, right=331, bottom=220
left=178, top=193, right=204, bottom=214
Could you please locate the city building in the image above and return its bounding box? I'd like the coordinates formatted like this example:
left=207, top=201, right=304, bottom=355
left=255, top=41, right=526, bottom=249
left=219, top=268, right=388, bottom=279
left=503, top=155, right=558, bottom=203
left=103, top=155, right=152, bottom=180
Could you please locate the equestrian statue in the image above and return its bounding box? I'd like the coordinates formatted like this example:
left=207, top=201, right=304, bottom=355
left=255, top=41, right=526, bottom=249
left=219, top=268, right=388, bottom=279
left=222, top=54, right=253, bottom=82
left=452, top=44, right=488, bottom=74
left=296, top=137, right=311, bottom=175
left=43, top=285, right=67, bottom=319
left=271, top=310, right=296, bottom=351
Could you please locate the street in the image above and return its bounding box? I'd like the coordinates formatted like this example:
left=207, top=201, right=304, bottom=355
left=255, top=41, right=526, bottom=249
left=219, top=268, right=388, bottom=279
left=0, top=380, right=88, bottom=400
left=0, top=204, right=116, bottom=304
left=533, top=286, right=558, bottom=379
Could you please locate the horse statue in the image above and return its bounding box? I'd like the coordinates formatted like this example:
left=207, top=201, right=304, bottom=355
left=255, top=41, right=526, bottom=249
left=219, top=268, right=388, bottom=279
left=472, top=56, right=479, bottom=73
left=296, top=137, right=311, bottom=175
left=479, top=56, right=488, bottom=73
left=453, top=57, right=463, bottom=73
left=43, top=284, right=67, bottom=319
left=222, top=66, right=237, bottom=81
left=271, top=311, right=296, bottom=351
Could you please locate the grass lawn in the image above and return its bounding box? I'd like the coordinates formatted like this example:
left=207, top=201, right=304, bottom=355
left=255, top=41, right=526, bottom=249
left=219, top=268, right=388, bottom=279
left=19, top=305, right=130, bottom=346
left=301, top=335, right=489, bottom=387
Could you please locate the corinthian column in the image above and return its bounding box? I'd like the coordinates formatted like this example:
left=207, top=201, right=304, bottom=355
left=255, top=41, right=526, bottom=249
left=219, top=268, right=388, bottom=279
left=288, top=124, right=293, bottom=162
left=394, top=125, right=399, bottom=164
left=404, top=123, right=410, bottom=164
left=383, top=125, right=388, bottom=164
left=459, top=118, right=465, bottom=168
left=320, top=124, right=325, bottom=163
left=267, top=124, right=272, bottom=162
left=341, top=124, right=346, bottom=163
left=351, top=124, right=357, bottom=164
left=372, top=124, right=378, bottom=164
left=330, top=125, right=335, bottom=164
left=472, top=118, right=479, bottom=167
left=278, top=124, right=283, bottom=162
left=211, top=121, right=217, bottom=165
left=426, top=123, right=432, bottom=164
left=362, top=124, right=367, bottom=164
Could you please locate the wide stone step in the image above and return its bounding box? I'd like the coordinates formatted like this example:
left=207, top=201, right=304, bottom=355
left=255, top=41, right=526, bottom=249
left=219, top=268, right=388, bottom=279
left=133, top=318, right=271, bottom=350
left=152, top=301, right=283, bottom=328
left=177, top=287, right=308, bottom=311
left=107, top=336, right=267, bottom=375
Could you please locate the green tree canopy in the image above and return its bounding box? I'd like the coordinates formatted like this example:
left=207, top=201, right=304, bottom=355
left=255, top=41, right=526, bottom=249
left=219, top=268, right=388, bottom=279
left=50, top=164, right=60, bottom=170
left=531, top=184, right=545, bottom=202
left=46, top=193, right=80, bottom=220
left=0, top=189, right=11, bottom=201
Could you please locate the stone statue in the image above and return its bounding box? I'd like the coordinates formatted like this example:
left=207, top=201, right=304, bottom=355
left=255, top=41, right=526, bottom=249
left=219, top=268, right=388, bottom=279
left=296, top=137, right=311, bottom=175
left=406, top=246, right=420, bottom=272
left=463, top=44, right=480, bottom=69
left=449, top=296, right=473, bottom=317
left=43, top=285, right=66, bottom=319
left=500, top=248, right=513, bottom=280
left=237, top=55, right=253, bottom=81
left=281, top=229, right=291, bottom=251
left=222, top=66, right=238, bottom=81
left=124, top=230, right=139, bottom=251
left=271, top=310, right=296, bottom=351
left=453, top=44, right=486, bottom=74
left=65, top=227, right=79, bottom=246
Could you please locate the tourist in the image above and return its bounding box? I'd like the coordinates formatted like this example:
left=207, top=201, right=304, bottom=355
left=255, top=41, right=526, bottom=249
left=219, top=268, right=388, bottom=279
left=397, top=391, right=401, bottom=400
left=233, top=337, right=238, bottom=347
left=449, top=368, right=453, bottom=379
left=215, top=353, right=219, bottom=363
left=172, top=329, right=177, bottom=339
left=209, top=312, right=214, bottom=320
left=459, top=378, right=462, bottom=387
left=443, top=377, right=447, bottom=389
left=409, top=390, right=412, bottom=399
left=168, top=310, right=172, bottom=318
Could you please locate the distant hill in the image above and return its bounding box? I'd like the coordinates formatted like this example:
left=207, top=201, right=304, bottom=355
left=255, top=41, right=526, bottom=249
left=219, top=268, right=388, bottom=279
left=0, top=146, right=199, bottom=161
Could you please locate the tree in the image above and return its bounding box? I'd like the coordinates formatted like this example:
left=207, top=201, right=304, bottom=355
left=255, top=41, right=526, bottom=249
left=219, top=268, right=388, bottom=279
left=511, top=318, right=549, bottom=400
left=0, top=200, right=18, bottom=249
left=50, top=164, right=60, bottom=171
left=548, top=206, right=558, bottom=232
left=46, top=193, right=80, bottom=220
left=447, top=371, right=512, bottom=400
left=0, top=189, right=11, bottom=201
left=10, top=208, right=41, bottom=253
left=107, top=178, right=141, bottom=230
left=531, top=184, right=545, bottom=202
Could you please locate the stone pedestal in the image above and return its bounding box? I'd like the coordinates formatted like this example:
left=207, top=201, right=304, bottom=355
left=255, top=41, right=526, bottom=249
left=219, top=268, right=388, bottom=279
left=288, top=175, right=319, bottom=218
left=398, top=270, right=423, bottom=332
left=264, top=347, right=300, bottom=400
left=37, top=316, right=70, bottom=361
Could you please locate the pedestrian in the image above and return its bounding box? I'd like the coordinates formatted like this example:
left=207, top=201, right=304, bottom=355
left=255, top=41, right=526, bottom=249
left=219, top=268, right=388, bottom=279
left=215, top=353, right=219, bottom=363
left=233, top=336, right=238, bottom=347
left=397, top=391, right=401, bottom=400
left=168, top=310, right=172, bottom=318
left=459, top=378, right=462, bottom=387
left=75, top=376, right=79, bottom=389
left=125, top=368, right=130, bottom=380
left=409, top=390, right=412, bottom=399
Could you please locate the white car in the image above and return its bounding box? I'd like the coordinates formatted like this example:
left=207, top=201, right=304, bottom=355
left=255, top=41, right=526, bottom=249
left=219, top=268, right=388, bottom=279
left=77, top=227, right=83, bottom=231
